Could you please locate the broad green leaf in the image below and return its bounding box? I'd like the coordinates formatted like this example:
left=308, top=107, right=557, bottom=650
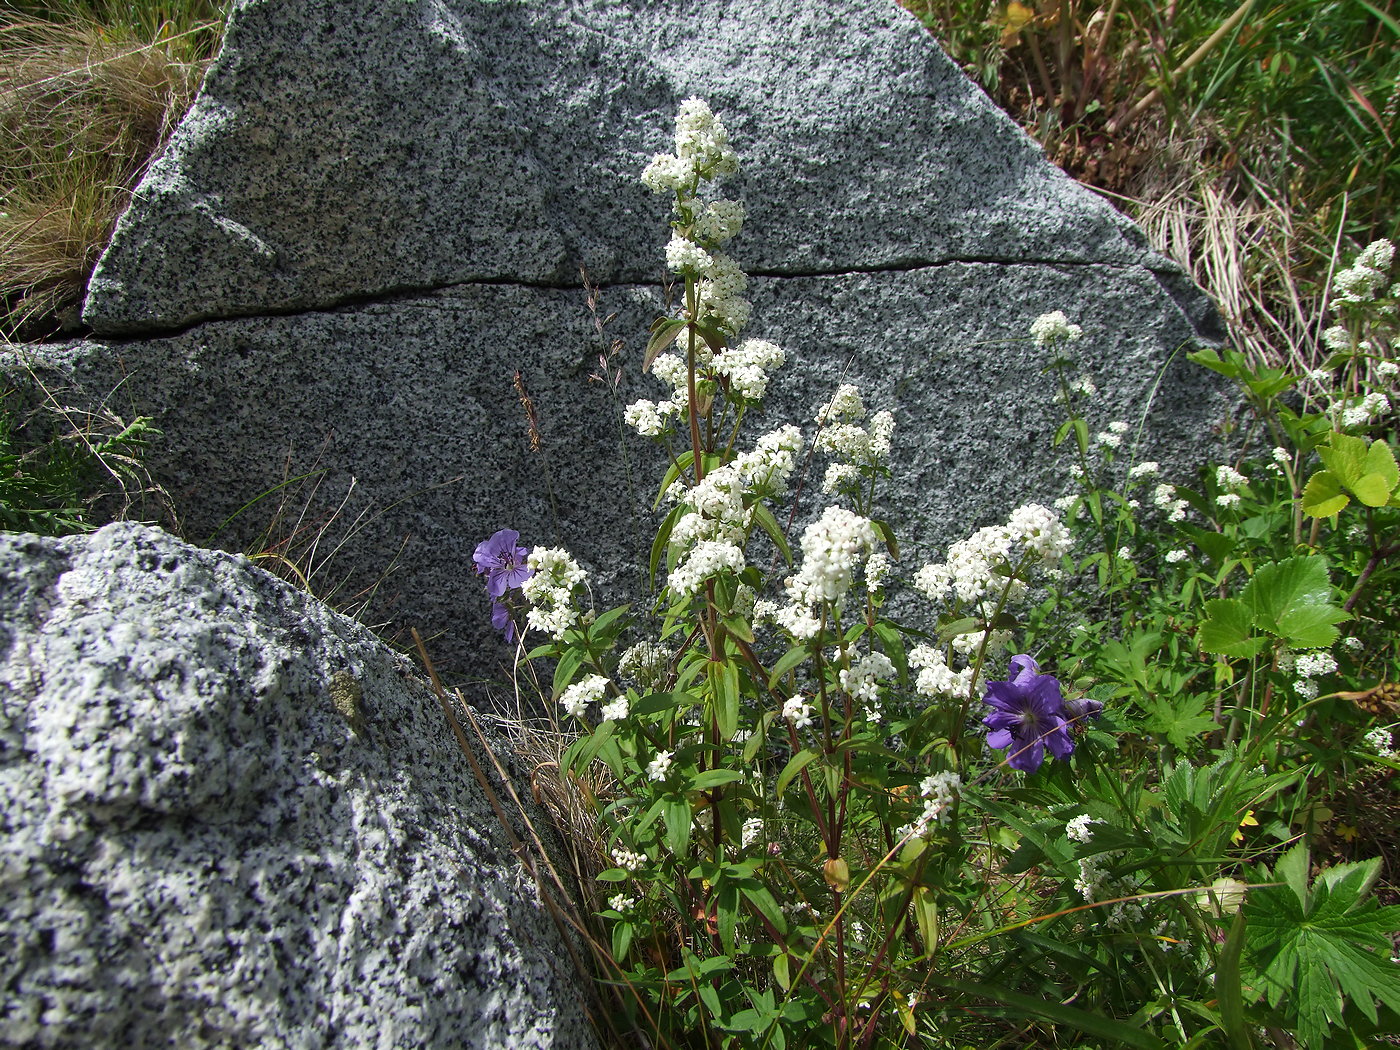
left=689, top=768, right=745, bottom=791
left=632, top=689, right=692, bottom=717
left=741, top=882, right=788, bottom=936
left=551, top=646, right=586, bottom=699
left=1198, top=598, right=1268, bottom=658
left=709, top=658, right=740, bottom=741
left=717, top=883, right=739, bottom=955
left=1302, top=470, right=1350, bottom=517
left=1241, top=555, right=1348, bottom=650
left=1353, top=438, right=1398, bottom=506
left=1317, top=432, right=1369, bottom=486
left=871, top=517, right=900, bottom=560
left=662, top=797, right=692, bottom=858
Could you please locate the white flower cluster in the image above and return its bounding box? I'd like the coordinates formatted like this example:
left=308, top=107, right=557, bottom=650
left=811, top=385, right=895, bottom=497
left=1332, top=239, right=1395, bottom=303
left=864, top=550, right=891, bottom=595
left=668, top=538, right=746, bottom=598
left=559, top=673, right=610, bottom=719
left=1030, top=310, right=1083, bottom=347
left=714, top=338, right=785, bottom=402
left=1378, top=360, right=1399, bottom=379
left=1364, top=727, right=1398, bottom=760
left=1340, top=391, right=1391, bottom=428
left=1164, top=549, right=1189, bottom=564
left=623, top=397, right=683, bottom=437
left=839, top=651, right=896, bottom=720
left=646, top=750, right=674, bottom=781
left=897, top=771, right=962, bottom=840
left=1294, top=651, right=1337, bottom=678
left=611, top=846, right=646, bottom=872
left=1066, top=814, right=1097, bottom=843
left=1075, top=852, right=1144, bottom=928
left=909, top=644, right=976, bottom=700
left=522, top=547, right=587, bottom=639
left=1151, top=481, right=1189, bottom=522
left=640, top=97, right=738, bottom=195
left=1216, top=465, right=1247, bottom=489
left=608, top=893, right=637, bottom=914
left=1128, top=461, right=1160, bottom=479
left=915, top=503, right=1071, bottom=607
left=772, top=506, right=878, bottom=638
left=741, top=817, right=765, bottom=849
left=618, top=641, right=670, bottom=690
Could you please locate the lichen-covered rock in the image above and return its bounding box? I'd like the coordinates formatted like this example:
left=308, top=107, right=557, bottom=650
left=0, top=522, right=597, bottom=1050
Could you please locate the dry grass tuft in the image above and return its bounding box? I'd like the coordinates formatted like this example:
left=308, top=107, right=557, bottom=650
left=1110, top=125, right=1337, bottom=380
left=0, top=16, right=219, bottom=340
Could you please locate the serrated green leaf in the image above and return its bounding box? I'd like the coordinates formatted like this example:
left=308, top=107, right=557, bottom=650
left=1241, top=555, right=1348, bottom=649
left=1302, top=470, right=1350, bottom=517
left=1198, top=598, right=1268, bottom=657
left=1317, top=432, right=1370, bottom=485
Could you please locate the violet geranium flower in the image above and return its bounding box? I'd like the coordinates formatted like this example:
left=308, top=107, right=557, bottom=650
left=982, top=654, right=1075, bottom=773
left=474, top=529, right=533, bottom=598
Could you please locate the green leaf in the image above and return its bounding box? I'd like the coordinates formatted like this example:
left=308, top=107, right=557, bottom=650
left=776, top=747, right=820, bottom=797
left=709, top=658, right=740, bottom=742
left=1317, top=432, right=1370, bottom=485
left=1217, top=911, right=1254, bottom=1050
left=1354, top=439, right=1399, bottom=506
left=643, top=317, right=687, bottom=372
left=750, top=502, right=792, bottom=565
left=690, top=768, right=745, bottom=791
left=662, top=797, right=692, bottom=858
left=871, top=517, right=900, bottom=560
left=632, top=689, right=693, bottom=717
left=917, top=975, right=1169, bottom=1049
left=767, top=645, right=810, bottom=688
left=551, top=646, right=587, bottom=700
left=1198, top=598, right=1268, bottom=657
left=1302, top=470, right=1350, bottom=517
left=1241, top=555, right=1348, bottom=649
left=741, top=882, right=788, bottom=936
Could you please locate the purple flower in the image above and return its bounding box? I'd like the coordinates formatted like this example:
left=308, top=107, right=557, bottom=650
left=491, top=600, right=518, bottom=643
left=474, top=529, right=533, bottom=598
left=982, top=654, right=1075, bottom=773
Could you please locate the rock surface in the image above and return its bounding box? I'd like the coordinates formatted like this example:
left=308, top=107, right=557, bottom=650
left=0, top=522, right=598, bottom=1050
left=5, top=0, right=1228, bottom=678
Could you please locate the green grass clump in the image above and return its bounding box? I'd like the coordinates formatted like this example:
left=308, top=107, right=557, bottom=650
left=0, top=5, right=223, bottom=340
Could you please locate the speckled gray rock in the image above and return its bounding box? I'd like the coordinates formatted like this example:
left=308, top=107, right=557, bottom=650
left=0, top=523, right=598, bottom=1050
left=6, top=0, right=1229, bottom=678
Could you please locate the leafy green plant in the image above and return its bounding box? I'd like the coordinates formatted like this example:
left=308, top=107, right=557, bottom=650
left=472, top=105, right=1400, bottom=1050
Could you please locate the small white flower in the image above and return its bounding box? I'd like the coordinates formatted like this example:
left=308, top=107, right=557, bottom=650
left=1377, top=360, right=1399, bottom=379
left=1128, top=461, right=1160, bottom=478
left=1272, top=447, right=1291, bottom=465
left=1215, top=492, right=1241, bottom=509
left=1108, top=420, right=1130, bottom=434
left=608, top=893, right=638, bottom=914
left=1096, top=431, right=1122, bottom=450
left=611, top=847, right=646, bottom=872
left=1343, top=636, right=1364, bottom=652
left=1164, top=549, right=1188, bottom=564
left=600, top=695, right=630, bottom=722
left=782, top=696, right=814, bottom=729
left=1116, top=546, right=1132, bottom=561
left=646, top=750, right=674, bottom=781
left=1294, top=678, right=1318, bottom=701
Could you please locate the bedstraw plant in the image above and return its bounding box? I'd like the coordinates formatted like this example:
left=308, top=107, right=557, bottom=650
left=477, top=102, right=1400, bottom=1049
